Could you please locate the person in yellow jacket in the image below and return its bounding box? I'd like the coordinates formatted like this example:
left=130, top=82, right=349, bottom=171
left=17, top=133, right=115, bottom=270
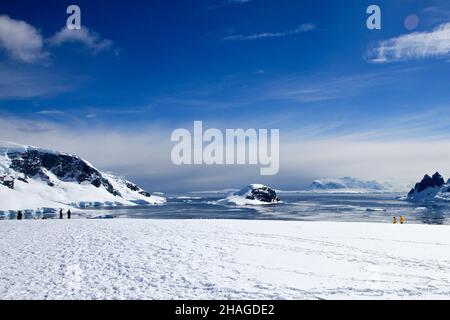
left=400, top=216, right=405, bottom=224
left=392, top=217, right=397, bottom=224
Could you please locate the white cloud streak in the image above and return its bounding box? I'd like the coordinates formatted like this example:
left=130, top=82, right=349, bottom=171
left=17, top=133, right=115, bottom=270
left=369, top=23, right=450, bottom=62
left=48, top=27, right=114, bottom=54
left=228, top=0, right=253, bottom=3
left=421, top=3, right=450, bottom=26
left=0, top=15, right=115, bottom=64
left=224, top=24, right=315, bottom=41
left=0, top=15, right=47, bottom=63
left=35, top=110, right=67, bottom=116
left=2, top=109, right=450, bottom=192
left=267, top=71, right=397, bottom=103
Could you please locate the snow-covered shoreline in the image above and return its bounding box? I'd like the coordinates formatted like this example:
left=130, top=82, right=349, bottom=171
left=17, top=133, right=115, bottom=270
left=1, top=219, right=449, bottom=300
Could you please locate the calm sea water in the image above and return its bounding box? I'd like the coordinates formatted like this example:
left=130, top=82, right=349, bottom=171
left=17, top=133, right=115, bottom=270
left=76, top=193, right=450, bottom=225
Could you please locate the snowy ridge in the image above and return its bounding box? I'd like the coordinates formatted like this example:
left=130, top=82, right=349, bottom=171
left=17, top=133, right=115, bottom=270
left=0, top=140, right=165, bottom=214
left=0, top=140, right=63, bottom=156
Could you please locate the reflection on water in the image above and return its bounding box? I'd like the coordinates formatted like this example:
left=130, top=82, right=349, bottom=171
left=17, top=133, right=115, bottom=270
left=73, top=193, right=449, bottom=225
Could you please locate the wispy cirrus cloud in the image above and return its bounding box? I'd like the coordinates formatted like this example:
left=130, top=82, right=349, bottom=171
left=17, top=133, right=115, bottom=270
left=0, top=15, right=116, bottom=63
left=205, top=0, right=254, bottom=10
left=0, top=15, right=48, bottom=63
left=223, top=24, right=315, bottom=41
left=369, top=23, right=450, bottom=63
left=0, top=63, right=80, bottom=100
left=49, top=27, right=114, bottom=55
left=3, top=108, right=450, bottom=191
left=227, top=0, right=254, bottom=3
left=265, top=69, right=411, bottom=103
left=35, top=110, right=67, bottom=116
left=422, top=8, right=450, bottom=26
left=420, top=0, right=450, bottom=26
left=155, top=67, right=417, bottom=113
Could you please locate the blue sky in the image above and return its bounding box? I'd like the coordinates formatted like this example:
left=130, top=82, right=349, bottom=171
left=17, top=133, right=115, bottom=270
left=1, top=0, right=450, bottom=191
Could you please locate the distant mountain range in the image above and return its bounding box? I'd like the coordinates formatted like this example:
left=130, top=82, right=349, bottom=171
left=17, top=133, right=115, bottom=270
left=307, top=177, right=400, bottom=193
left=3, top=140, right=449, bottom=216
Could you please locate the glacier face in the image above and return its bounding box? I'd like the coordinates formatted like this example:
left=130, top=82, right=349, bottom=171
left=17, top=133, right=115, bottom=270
left=0, top=141, right=165, bottom=213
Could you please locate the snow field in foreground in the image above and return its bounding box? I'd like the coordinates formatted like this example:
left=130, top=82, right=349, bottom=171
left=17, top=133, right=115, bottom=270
left=0, top=219, right=449, bottom=299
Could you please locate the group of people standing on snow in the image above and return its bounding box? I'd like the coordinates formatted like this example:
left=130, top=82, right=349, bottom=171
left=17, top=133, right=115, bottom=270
left=59, top=209, right=71, bottom=219
left=392, top=216, right=405, bottom=224
left=16, top=209, right=72, bottom=220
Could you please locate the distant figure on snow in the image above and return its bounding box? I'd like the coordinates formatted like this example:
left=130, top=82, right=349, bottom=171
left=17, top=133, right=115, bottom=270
left=59, top=209, right=63, bottom=219
left=400, top=215, right=405, bottom=224
left=67, top=209, right=71, bottom=219
left=17, top=211, right=23, bottom=220
left=392, top=217, right=397, bottom=224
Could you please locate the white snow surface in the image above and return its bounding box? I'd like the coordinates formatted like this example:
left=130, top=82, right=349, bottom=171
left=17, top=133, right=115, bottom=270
left=1, top=219, right=449, bottom=300
left=0, top=141, right=165, bottom=212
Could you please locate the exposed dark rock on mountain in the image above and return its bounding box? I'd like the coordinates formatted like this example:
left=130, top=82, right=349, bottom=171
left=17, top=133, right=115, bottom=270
left=245, top=185, right=280, bottom=203
left=228, top=184, right=281, bottom=204
left=0, top=141, right=166, bottom=212
left=0, top=176, right=14, bottom=189
left=8, top=150, right=122, bottom=196
left=408, top=172, right=445, bottom=197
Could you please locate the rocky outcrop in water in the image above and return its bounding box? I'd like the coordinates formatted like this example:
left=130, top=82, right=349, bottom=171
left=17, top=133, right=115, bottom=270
left=408, top=172, right=445, bottom=197
left=407, top=172, right=450, bottom=201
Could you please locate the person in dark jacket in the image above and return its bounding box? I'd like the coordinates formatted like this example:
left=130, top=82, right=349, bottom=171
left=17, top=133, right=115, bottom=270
left=17, top=211, right=23, bottom=220
left=67, top=209, right=71, bottom=219
left=59, top=209, right=63, bottom=219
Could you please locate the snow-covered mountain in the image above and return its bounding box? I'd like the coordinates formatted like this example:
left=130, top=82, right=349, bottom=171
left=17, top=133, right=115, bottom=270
left=308, top=177, right=390, bottom=193
left=407, top=172, right=450, bottom=202
left=219, top=184, right=281, bottom=205
left=0, top=141, right=165, bottom=213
